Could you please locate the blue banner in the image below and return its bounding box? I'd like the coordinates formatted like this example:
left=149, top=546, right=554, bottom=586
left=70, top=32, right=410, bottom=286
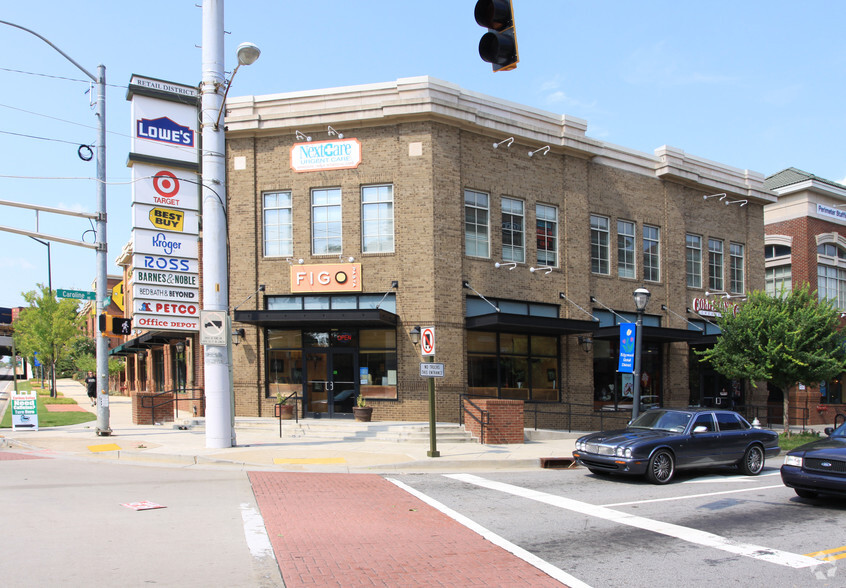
left=618, top=322, right=637, bottom=373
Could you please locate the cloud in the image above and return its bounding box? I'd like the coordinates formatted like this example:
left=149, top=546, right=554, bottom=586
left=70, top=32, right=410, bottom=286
left=536, top=75, right=600, bottom=113
left=622, top=41, right=736, bottom=86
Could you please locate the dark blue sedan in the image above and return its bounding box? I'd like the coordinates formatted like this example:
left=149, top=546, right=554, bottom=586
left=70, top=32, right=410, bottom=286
left=573, top=408, right=780, bottom=484
left=781, top=421, right=846, bottom=499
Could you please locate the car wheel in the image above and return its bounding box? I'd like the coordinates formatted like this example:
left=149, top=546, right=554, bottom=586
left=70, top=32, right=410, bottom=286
left=646, top=449, right=674, bottom=484
left=795, top=489, right=819, bottom=499
left=739, top=445, right=764, bottom=476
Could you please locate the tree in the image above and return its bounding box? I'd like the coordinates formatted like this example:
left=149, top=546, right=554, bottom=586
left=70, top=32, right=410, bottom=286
left=13, top=285, right=83, bottom=394
left=699, top=285, right=846, bottom=434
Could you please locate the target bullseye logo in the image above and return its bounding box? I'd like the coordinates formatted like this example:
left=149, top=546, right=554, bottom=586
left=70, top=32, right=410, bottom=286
left=153, top=171, right=180, bottom=197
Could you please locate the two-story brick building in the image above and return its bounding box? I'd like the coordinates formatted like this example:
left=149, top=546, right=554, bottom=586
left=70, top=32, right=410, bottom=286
left=223, top=76, right=773, bottom=429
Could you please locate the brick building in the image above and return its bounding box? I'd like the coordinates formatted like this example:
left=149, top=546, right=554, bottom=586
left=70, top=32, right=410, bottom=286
left=224, top=76, right=773, bottom=429
left=764, top=168, right=846, bottom=425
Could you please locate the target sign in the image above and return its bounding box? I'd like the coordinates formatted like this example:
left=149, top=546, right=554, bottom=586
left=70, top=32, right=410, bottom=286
left=421, top=326, right=435, bottom=356
left=153, top=170, right=180, bottom=197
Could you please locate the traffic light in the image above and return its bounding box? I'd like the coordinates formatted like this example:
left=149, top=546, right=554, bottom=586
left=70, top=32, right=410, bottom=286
left=112, top=317, right=132, bottom=335
left=475, top=0, right=519, bottom=72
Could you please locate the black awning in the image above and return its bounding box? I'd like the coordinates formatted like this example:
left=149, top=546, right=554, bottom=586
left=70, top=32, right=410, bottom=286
left=108, top=331, right=182, bottom=356
left=593, top=325, right=712, bottom=344
left=465, top=312, right=598, bottom=336
left=234, top=308, right=398, bottom=329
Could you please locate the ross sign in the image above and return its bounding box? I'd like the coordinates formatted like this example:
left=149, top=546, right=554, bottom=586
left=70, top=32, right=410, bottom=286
left=420, top=362, right=445, bottom=378
left=132, top=253, right=198, bottom=274
left=11, top=392, right=38, bottom=430
left=200, top=310, right=227, bottom=346
left=421, top=326, right=436, bottom=356
left=131, top=269, right=198, bottom=288
left=57, top=289, right=96, bottom=301
left=132, top=283, right=198, bottom=303
left=134, top=315, right=199, bottom=332
left=133, top=229, right=199, bottom=258
left=618, top=323, right=636, bottom=373
left=291, top=138, right=362, bottom=173
left=290, top=263, right=362, bottom=293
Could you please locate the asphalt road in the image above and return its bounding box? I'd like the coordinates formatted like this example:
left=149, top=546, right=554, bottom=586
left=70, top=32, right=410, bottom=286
left=393, top=465, right=845, bottom=587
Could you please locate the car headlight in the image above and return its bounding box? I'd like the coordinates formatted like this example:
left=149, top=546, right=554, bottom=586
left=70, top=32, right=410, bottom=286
left=615, top=446, right=632, bottom=458
left=784, top=455, right=803, bottom=467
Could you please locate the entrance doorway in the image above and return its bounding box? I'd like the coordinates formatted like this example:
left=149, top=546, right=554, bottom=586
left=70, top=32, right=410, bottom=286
left=305, top=349, right=357, bottom=417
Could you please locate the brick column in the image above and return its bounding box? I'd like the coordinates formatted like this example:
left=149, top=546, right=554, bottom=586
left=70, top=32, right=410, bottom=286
left=463, top=398, right=524, bottom=444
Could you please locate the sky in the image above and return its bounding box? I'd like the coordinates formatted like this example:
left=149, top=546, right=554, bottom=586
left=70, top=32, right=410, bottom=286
left=0, top=1, right=844, bottom=309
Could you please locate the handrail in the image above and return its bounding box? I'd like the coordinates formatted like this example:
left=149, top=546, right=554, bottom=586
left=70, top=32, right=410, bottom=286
left=459, top=395, right=490, bottom=444
left=139, top=387, right=205, bottom=423
left=276, top=392, right=300, bottom=437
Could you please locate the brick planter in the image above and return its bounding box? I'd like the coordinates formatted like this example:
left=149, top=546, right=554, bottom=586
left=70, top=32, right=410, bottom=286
left=132, top=392, right=174, bottom=425
left=463, top=398, right=524, bottom=444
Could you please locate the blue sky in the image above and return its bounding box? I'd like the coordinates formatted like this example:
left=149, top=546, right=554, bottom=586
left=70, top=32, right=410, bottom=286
left=1, top=1, right=844, bottom=308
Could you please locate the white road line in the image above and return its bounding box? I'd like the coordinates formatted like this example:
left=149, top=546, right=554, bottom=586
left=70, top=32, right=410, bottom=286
left=602, top=484, right=786, bottom=507
left=239, top=503, right=276, bottom=560
left=682, top=471, right=782, bottom=484
left=386, top=477, right=592, bottom=588
left=447, top=473, right=819, bottom=569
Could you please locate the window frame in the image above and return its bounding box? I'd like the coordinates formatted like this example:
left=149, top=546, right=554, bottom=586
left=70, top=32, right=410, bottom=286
left=361, top=184, right=395, bottom=254
left=311, top=187, right=342, bottom=256
left=729, top=242, right=745, bottom=294
left=262, top=190, right=293, bottom=258
left=501, top=196, right=525, bottom=263
left=643, top=224, right=660, bottom=282
left=686, top=234, right=703, bottom=289
left=708, top=238, right=724, bottom=292
left=590, top=214, right=610, bottom=275
left=536, top=203, right=558, bottom=267
left=465, top=189, right=490, bottom=258
left=617, top=219, right=636, bottom=279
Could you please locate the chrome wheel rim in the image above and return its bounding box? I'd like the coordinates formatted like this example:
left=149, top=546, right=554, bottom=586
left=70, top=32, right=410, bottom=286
left=747, top=447, right=763, bottom=473
left=652, top=453, right=672, bottom=482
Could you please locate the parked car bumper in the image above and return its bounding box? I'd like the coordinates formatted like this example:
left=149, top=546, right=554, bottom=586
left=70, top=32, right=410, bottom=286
left=781, top=465, right=846, bottom=497
left=572, top=451, right=649, bottom=475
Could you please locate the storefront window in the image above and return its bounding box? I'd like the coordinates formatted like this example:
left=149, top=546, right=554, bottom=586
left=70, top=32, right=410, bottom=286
left=593, top=339, right=662, bottom=410
left=359, top=329, right=397, bottom=399
left=467, top=332, right=558, bottom=401
left=821, top=378, right=842, bottom=404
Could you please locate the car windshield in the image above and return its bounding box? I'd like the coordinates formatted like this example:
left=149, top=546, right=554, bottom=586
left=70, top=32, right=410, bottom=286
left=629, top=410, right=692, bottom=432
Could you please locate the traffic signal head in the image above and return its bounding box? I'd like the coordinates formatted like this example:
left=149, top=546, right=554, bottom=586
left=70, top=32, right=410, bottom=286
left=475, top=0, right=519, bottom=72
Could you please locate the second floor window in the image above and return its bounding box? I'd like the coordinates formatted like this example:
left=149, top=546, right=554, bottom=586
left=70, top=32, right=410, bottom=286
left=263, top=191, right=292, bottom=257
left=643, top=225, right=660, bottom=282
left=536, top=204, right=558, bottom=267
left=729, top=242, right=744, bottom=294
left=312, top=188, right=342, bottom=255
left=617, top=220, right=636, bottom=278
left=502, top=197, right=525, bottom=263
left=590, top=214, right=610, bottom=274
left=465, top=189, right=490, bottom=257
left=361, top=185, right=394, bottom=253
left=686, top=234, right=702, bottom=288
left=708, top=238, right=724, bottom=291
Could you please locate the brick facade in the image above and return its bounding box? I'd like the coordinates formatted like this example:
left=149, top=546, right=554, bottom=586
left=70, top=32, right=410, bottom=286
left=223, top=77, right=772, bottom=429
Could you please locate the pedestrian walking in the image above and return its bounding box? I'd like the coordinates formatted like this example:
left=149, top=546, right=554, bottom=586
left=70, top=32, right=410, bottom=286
left=85, top=371, right=97, bottom=406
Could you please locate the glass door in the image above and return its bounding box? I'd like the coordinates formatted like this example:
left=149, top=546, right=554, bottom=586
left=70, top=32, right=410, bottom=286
left=304, top=350, right=358, bottom=417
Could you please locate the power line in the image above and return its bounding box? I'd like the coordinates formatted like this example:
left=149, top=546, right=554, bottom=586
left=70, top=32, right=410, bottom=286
left=0, top=129, right=90, bottom=147
left=0, top=66, right=126, bottom=89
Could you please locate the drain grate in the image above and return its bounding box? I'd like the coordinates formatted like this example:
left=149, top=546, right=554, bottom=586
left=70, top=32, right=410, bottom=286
left=539, top=457, right=577, bottom=469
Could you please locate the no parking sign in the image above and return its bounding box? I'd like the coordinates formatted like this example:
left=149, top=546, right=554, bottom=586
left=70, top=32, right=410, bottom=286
left=421, top=326, right=435, bottom=356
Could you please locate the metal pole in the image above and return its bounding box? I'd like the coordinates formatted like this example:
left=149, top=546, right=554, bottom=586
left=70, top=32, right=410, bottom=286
left=201, top=0, right=234, bottom=448
left=94, top=64, right=110, bottom=435
left=427, top=355, right=439, bottom=458
left=632, top=309, right=644, bottom=421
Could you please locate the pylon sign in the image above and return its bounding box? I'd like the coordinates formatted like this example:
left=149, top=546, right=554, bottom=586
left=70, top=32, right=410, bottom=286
left=421, top=326, right=436, bottom=356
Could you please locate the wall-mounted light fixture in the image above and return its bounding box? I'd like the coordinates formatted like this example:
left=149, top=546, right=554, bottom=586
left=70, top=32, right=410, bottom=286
left=528, top=145, right=550, bottom=157
left=530, top=266, right=553, bottom=275
left=295, top=130, right=311, bottom=142
left=231, top=328, right=245, bottom=346
left=725, top=199, right=747, bottom=207
left=409, top=325, right=421, bottom=346
left=338, top=253, right=355, bottom=262
left=704, top=290, right=728, bottom=298
left=493, top=137, right=514, bottom=149
left=327, top=125, right=344, bottom=139
left=703, top=193, right=727, bottom=201
left=577, top=335, right=593, bottom=353
left=494, top=261, right=517, bottom=270
left=286, top=258, right=305, bottom=265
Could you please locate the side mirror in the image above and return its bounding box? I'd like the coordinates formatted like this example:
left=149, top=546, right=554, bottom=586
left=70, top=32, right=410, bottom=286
left=824, top=427, right=834, bottom=436
left=693, top=425, right=708, bottom=434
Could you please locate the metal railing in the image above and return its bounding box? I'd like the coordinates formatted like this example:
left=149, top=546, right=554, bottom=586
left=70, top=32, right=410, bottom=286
left=275, top=392, right=300, bottom=437
left=459, top=395, right=490, bottom=444
left=139, top=387, right=205, bottom=424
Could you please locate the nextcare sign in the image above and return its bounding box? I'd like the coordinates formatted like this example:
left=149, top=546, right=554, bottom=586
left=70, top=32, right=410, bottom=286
left=291, top=139, right=362, bottom=173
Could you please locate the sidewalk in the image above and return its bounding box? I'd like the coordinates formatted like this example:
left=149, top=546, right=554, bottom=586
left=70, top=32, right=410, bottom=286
left=0, top=378, right=581, bottom=472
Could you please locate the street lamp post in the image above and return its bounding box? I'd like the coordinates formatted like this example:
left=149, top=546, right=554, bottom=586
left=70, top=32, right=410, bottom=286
left=631, top=287, right=651, bottom=421
left=0, top=20, right=109, bottom=434
left=201, top=0, right=260, bottom=448
left=29, top=229, right=56, bottom=398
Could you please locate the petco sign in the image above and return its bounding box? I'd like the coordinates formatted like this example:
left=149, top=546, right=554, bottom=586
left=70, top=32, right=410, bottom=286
left=291, top=139, right=361, bottom=172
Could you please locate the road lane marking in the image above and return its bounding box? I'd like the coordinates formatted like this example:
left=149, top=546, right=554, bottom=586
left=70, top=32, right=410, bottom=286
left=683, top=472, right=781, bottom=484
left=602, top=484, right=785, bottom=507
left=239, top=503, right=276, bottom=560
left=447, top=473, right=819, bottom=569
left=806, top=545, right=846, bottom=562
left=386, top=477, right=592, bottom=588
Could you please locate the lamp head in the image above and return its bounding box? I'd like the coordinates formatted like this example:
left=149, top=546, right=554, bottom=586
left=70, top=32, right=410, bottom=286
left=633, top=287, right=651, bottom=311
left=236, top=42, right=261, bottom=66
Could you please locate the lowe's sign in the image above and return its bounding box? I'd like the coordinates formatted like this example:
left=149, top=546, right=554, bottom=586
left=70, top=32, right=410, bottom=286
left=137, top=116, right=194, bottom=147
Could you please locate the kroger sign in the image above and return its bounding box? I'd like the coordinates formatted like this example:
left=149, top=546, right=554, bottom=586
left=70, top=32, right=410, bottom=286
left=137, top=116, right=194, bottom=147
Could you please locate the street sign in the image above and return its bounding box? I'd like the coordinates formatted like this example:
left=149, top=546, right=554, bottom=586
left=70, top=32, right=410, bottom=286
left=200, top=310, right=227, bottom=346
left=419, top=362, right=445, bottom=378
left=57, top=289, right=96, bottom=301
left=421, top=326, right=436, bottom=356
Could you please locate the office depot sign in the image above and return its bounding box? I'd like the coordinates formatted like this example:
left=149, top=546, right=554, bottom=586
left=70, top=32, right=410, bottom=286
left=290, top=263, right=361, bottom=293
